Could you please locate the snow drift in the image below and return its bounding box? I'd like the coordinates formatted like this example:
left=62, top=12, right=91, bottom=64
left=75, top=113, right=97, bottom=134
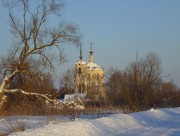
left=1, top=107, right=180, bottom=136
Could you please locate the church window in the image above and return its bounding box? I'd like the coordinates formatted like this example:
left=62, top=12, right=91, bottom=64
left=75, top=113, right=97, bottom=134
left=78, top=68, right=81, bottom=74
left=79, top=84, right=81, bottom=93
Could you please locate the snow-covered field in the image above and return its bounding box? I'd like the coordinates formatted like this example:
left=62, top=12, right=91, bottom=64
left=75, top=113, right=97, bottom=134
left=1, top=107, right=180, bottom=136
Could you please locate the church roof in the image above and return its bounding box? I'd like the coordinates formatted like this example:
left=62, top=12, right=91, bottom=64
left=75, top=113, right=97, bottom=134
left=75, top=44, right=103, bottom=71
left=87, top=62, right=102, bottom=70
left=75, top=60, right=87, bottom=65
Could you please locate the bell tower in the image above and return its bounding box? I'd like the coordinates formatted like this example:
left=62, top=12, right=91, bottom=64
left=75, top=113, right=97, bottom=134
left=74, top=45, right=87, bottom=94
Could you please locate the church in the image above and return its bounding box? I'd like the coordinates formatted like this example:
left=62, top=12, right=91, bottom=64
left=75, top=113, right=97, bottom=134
left=74, top=44, right=106, bottom=102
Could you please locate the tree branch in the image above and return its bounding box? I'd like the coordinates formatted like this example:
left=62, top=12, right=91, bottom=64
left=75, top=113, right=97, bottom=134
left=4, top=88, right=53, bottom=103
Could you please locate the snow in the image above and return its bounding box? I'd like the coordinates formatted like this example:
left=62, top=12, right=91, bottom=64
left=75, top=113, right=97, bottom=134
left=75, top=60, right=102, bottom=70
left=63, top=93, right=86, bottom=102
left=0, top=107, right=179, bottom=136
left=87, top=62, right=102, bottom=70
left=75, top=60, right=87, bottom=65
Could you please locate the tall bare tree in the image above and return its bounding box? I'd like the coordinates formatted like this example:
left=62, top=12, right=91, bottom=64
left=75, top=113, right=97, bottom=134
left=106, top=53, right=161, bottom=111
left=0, top=0, right=81, bottom=111
left=60, top=69, right=75, bottom=92
left=124, top=52, right=161, bottom=111
left=55, top=69, right=75, bottom=99
left=106, top=69, right=124, bottom=106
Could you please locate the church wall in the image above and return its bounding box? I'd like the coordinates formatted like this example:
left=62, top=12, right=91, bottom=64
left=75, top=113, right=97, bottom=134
left=74, top=47, right=107, bottom=102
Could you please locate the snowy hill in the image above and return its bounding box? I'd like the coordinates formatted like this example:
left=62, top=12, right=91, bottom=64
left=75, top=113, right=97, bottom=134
left=1, top=107, right=180, bottom=136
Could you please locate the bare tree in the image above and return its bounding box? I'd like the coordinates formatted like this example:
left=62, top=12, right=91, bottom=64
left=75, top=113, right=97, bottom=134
left=124, top=52, right=161, bottom=111
left=154, top=81, right=179, bottom=107
left=61, top=69, right=75, bottom=93
left=55, top=69, right=75, bottom=99
left=106, top=69, right=124, bottom=106
left=106, top=53, right=161, bottom=111
left=0, top=0, right=81, bottom=111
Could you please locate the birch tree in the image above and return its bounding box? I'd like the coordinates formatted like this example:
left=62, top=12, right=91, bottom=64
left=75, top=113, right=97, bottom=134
left=0, top=0, right=81, bottom=111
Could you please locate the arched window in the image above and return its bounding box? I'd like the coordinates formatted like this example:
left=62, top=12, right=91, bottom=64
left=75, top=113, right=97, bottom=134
left=79, top=84, right=82, bottom=93
left=78, top=68, right=81, bottom=74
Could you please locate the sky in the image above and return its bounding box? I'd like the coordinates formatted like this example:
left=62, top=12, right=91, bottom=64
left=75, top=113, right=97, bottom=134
left=0, top=0, right=180, bottom=87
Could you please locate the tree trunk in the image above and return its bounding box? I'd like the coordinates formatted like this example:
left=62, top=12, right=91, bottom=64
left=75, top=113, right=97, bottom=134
left=0, top=78, right=9, bottom=110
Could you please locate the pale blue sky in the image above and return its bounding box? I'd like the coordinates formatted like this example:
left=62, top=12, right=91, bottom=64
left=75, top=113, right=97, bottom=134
left=0, top=0, right=180, bottom=86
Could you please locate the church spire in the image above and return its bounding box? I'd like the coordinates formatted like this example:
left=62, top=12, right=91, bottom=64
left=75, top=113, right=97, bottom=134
left=89, top=42, right=94, bottom=62
left=79, top=44, right=83, bottom=60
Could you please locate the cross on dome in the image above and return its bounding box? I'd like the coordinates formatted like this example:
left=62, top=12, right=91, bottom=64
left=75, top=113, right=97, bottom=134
left=79, top=44, right=83, bottom=60
left=90, top=42, right=93, bottom=54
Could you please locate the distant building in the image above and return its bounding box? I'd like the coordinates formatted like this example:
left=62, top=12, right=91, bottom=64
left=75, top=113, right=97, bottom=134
left=74, top=44, right=106, bottom=102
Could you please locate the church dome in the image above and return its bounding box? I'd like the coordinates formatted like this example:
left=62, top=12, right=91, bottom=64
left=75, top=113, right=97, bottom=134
left=87, top=62, right=102, bottom=70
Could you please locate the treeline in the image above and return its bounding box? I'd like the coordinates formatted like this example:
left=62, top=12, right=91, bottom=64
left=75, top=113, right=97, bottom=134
left=106, top=53, right=180, bottom=111
left=58, top=52, right=180, bottom=112
left=1, top=52, right=179, bottom=115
